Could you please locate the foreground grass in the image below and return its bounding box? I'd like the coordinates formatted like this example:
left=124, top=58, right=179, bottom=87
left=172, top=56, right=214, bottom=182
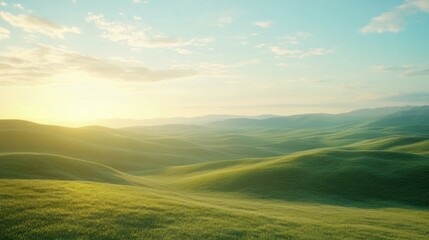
left=1, top=180, right=428, bottom=240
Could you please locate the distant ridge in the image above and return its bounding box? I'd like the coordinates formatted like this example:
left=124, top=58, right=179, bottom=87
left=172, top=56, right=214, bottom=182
left=84, top=105, right=427, bottom=128
left=208, top=105, right=429, bottom=130
left=88, top=114, right=279, bottom=128
left=340, top=106, right=415, bottom=117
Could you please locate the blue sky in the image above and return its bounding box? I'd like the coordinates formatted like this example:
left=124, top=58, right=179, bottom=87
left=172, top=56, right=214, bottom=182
left=0, top=0, right=428, bottom=124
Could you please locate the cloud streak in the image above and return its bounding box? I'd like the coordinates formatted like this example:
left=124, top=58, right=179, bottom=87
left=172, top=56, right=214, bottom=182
left=0, top=11, right=80, bottom=39
left=281, top=32, right=311, bottom=45
left=174, top=59, right=260, bottom=78
left=361, top=0, right=429, bottom=33
left=382, top=92, right=429, bottom=103
left=254, top=21, right=272, bottom=28
left=218, top=16, right=233, bottom=28
left=270, top=46, right=331, bottom=58
left=86, top=13, right=213, bottom=51
left=0, top=26, right=9, bottom=40
left=372, top=64, right=429, bottom=76
left=0, top=45, right=198, bottom=85
left=12, top=3, right=24, bottom=10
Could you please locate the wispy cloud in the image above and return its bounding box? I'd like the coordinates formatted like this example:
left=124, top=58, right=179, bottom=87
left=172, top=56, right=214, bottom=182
left=175, top=48, right=192, bottom=55
left=0, top=11, right=80, bottom=39
left=230, top=33, right=259, bottom=46
left=361, top=0, right=429, bottom=33
left=382, top=92, right=429, bottom=103
left=270, top=46, right=331, bottom=58
left=372, top=64, right=429, bottom=76
left=218, top=16, right=233, bottom=28
left=86, top=13, right=214, bottom=52
left=0, top=45, right=198, bottom=85
left=0, top=1, right=7, bottom=7
left=132, top=0, right=148, bottom=4
left=281, top=32, right=311, bottom=45
left=12, top=3, right=24, bottom=10
left=264, top=31, right=330, bottom=59
left=254, top=21, right=272, bottom=28
left=174, top=59, right=260, bottom=78
left=276, top=63, right=289, bottom=68
left=0, top=26, right=9, bottom=39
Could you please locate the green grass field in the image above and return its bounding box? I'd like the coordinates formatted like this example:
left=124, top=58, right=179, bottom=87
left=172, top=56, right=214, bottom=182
left=1, top=106, right=429, bottom=239
left=2, top=180, right=428, bottom=240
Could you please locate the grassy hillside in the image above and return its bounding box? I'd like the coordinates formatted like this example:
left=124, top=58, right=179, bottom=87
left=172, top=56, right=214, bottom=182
left=2, top=120, right=324, bottom=172
left=169, top=150, right=429, bottom=206
left=1, top=179, right=428, bottom=240
left=0, top=153, right=138, bottom=185
left=0, top=120, right=244, bottom=172
left=347, top=136, right=429, bottom=154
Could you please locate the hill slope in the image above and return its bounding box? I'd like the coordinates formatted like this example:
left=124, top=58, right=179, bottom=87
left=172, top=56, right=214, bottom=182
left=0, top=153, right=137, bottom=185
left=0, top=120, right=247, bottom=172
left=348, top=136, right=429, bottom=154
left=170, top=150, right=429, bottom=206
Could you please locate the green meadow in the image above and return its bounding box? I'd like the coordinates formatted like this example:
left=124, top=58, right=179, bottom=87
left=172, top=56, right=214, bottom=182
left=1, top=106, right=429, bottom=239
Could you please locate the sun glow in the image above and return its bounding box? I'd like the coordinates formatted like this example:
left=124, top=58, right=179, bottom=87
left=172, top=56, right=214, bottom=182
left=0, top=72, right=160, bottom=125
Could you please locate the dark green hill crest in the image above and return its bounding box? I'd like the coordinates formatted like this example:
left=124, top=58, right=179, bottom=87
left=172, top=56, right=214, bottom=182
left=174, top=150, right=429, bottom=206
left=0, top=153, right=135, bottom=185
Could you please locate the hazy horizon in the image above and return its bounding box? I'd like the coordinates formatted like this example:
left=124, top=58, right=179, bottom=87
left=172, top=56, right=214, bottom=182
left=3, top=104, right=427, bottom=127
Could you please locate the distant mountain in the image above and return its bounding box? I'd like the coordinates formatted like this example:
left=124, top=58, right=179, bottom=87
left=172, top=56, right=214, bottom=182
left=367, top=105, right=429, bottom=128
left=340, top=106, right=415, bottom=118
left=89, top=114, right=279, bottom=128
left=208, top=113, right=357, bottom=129
left=86, top=106, right=428, bottom=129
left=208, top=105, right=429, bottom=130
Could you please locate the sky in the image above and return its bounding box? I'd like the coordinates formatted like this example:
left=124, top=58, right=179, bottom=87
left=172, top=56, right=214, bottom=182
left=0, top=0, right=429, bottom=125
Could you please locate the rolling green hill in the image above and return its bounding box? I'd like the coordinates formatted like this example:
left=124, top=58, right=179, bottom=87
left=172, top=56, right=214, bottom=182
left=348, top=136, right=429, bottom=154
left=0, top=153, right=138, bottom=185
left=167, top=150, right=429, bottom=206
left=1, top=106, right=429, bottom=239
left=0, top=120, right=243, bottom=172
